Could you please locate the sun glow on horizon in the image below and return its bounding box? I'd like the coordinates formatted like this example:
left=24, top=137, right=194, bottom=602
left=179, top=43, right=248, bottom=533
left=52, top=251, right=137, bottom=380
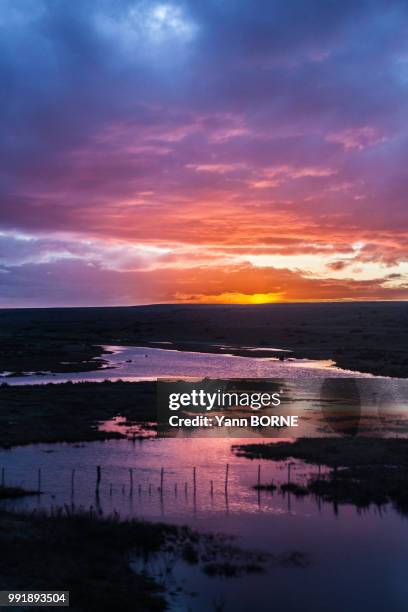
left=176, top=292, right=284, bottom=304
left=1, top=1, right=407, bottom=307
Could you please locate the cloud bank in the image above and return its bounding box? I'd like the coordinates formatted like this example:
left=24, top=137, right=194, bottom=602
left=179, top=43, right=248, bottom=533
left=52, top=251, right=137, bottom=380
left=0, top=0, right=407, bottom=305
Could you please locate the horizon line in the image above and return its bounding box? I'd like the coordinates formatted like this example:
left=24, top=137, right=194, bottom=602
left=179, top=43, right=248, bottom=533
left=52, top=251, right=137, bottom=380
left=0, top=299, right=407, bottom=311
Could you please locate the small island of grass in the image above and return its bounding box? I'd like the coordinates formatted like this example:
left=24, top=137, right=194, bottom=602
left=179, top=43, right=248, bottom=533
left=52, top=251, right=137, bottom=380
left=235, top=437, right=408, bottom=513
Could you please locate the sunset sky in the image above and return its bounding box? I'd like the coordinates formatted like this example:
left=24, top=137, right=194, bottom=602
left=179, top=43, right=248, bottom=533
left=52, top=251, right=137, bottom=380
left=1, top=0, right=407, bottom=306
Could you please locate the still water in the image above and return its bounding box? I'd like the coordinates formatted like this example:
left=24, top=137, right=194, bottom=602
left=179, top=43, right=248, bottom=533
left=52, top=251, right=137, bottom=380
left=0, top=437, right=407, bottom=611
left=1, top=346, right=408, bottom=610
left=0, top=343, right=382, bottom=385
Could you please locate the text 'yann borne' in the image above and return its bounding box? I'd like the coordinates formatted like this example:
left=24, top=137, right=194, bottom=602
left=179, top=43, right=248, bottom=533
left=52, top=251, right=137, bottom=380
left=165, top=388, right=298, bottom=429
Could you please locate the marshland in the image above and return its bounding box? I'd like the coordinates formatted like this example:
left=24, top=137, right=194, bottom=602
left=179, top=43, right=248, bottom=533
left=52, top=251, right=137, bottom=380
left=1, top=303, right=408, bottom=610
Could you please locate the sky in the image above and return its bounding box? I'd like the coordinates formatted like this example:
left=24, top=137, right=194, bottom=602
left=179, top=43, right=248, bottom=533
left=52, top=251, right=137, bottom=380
left=0, top=0, right=407, bottom=306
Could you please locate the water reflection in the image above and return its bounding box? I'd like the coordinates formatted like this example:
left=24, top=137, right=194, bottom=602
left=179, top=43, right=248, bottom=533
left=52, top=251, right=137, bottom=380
left=1, top=437, right=407, bottom=610
left=1, top=343, right=408, bottom=610
left=0, top=437, right=403, bottom=520
left=1, top=435, right=408, bottom=610
left=0, top=344, right=383, bottom=386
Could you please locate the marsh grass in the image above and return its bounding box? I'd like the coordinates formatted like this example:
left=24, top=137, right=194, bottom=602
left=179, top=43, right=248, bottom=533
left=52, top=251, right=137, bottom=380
left=0, top=507, right=281, bottom=611
left=236, top=437, right=408, bottom=513
left=253, top=482, right=277, bottom=492
left=280, top=483, right=308, bottom=496
left=0, top=508, right=170, bottom=611
left=0, top=381, right=156, bottom=447
left=1, top=302, right=407, bottom=377
left=0, top=485, right=40, bottom=499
